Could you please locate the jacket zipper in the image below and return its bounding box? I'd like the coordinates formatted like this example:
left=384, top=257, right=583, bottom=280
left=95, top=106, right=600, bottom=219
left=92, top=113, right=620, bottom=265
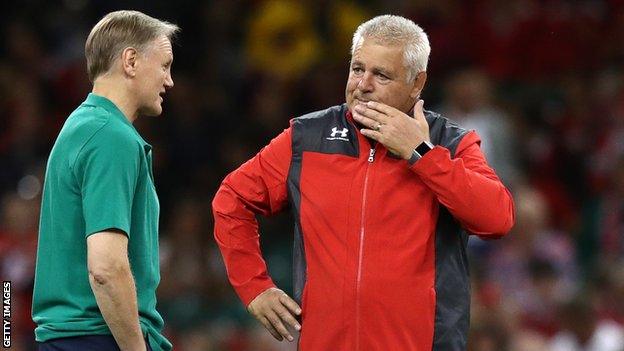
left=355, top=146, right=375, bottom=351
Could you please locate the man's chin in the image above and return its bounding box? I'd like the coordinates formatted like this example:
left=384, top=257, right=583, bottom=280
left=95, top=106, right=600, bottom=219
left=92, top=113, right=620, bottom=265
left=140, top=104, right=163, bottom=117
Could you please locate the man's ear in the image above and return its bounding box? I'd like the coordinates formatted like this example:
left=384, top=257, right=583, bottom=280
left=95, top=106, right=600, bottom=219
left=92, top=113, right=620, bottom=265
left=410, top=71, right=427, bottom=99
left=121, top=47, right=138, bottom=78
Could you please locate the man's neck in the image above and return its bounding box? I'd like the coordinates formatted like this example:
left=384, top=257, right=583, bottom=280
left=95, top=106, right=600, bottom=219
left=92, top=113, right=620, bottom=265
left=92, top=77, right=138, bottom=123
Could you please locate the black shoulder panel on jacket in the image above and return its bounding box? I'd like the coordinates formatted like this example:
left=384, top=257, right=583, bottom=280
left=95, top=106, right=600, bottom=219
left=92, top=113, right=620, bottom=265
left=291, top=104, right=359, bottom=158
left=425, top=110, right=469, bottom=158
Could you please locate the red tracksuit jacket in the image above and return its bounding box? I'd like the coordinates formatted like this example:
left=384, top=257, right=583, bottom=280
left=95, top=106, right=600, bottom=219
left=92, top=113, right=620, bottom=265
left=212, top=104, right=515, bottom=350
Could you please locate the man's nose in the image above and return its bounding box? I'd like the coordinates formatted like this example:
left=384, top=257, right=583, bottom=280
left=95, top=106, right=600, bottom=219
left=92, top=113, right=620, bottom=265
left=357, top=72, right=373, bottom=92
left=165, top=73, right=174, bottom=88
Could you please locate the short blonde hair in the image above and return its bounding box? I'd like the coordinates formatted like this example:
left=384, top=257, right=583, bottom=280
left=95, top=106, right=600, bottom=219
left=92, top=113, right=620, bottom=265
left=85, top=10, right=179, bottom=82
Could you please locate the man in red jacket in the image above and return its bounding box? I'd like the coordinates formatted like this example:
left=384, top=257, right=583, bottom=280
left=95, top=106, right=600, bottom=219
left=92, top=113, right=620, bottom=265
left=213, top=15, right=514, bottom=350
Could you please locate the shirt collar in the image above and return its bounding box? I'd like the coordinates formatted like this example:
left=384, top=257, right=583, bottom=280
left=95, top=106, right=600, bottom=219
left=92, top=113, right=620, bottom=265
left=83, top=93, right=151, bottom=149
left=83, top=93, right=133, bottom=128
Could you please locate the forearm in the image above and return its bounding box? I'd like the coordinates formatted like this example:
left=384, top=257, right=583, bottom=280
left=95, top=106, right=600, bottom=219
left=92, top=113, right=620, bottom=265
left=89, top=267, right=145, bottom=351
left=417, top=151, right=513, bottom=234
left=212, top=126, right=292, bottom=305
left=412, top=137, right=514, bottom=236
left=213, top=183, right=276, bottom=305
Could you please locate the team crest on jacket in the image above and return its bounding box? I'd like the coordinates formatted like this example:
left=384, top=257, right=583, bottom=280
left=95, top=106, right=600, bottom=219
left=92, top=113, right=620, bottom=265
left=326, top=127, right=349, bottom=141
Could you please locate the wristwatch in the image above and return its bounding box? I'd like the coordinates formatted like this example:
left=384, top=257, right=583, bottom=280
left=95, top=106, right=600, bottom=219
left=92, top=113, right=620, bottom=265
left=408, top=141, right=434, bottom=165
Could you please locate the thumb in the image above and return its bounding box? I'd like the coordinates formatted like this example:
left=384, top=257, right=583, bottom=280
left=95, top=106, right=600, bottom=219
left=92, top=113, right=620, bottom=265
left=413, top=99, right=424, bottom=119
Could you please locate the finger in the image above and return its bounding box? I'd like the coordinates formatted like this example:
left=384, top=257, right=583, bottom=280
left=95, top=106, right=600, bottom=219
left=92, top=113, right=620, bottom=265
left=413, top=99, right=425, bottom=122
left=260, top=316, right=283, bottom=341
left=360, top=128, right=382, bottom=141
left=275, top=303, right=301, bottom=331
left=366, top=100, right=401, bottom=117
left=352, top=112, right=379, bottom=130
left=267, top=311, right=294, bottom=341
left=354, top=104, right=388, bottom=123
left=279, top=293, right=302, bottom=316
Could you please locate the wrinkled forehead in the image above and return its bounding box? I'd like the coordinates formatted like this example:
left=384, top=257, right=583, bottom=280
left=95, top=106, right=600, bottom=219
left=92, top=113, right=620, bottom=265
left=351, top=39, right=404, bottom=62
left=353, top=35, right=403, bottom=53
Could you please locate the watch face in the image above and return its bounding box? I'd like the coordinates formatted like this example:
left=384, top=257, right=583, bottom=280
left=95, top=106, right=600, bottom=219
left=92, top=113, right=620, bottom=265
left=416, top=141, right=433, bottom=156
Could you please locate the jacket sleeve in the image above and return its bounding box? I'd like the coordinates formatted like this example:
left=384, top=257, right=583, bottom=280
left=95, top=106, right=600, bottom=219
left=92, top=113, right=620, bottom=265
left=410, top=131, right=515, bottom=237
left=212, top=125, right=292, bottom=306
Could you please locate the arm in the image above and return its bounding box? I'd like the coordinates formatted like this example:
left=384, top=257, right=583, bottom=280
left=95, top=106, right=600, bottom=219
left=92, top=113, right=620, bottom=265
left=87, top=231, right=146, bottom=351
left=212, top=126, right=301, bottom=341
left=73, top=124, right=147, bottom=347
left=411, top=131, right=515, bottom=237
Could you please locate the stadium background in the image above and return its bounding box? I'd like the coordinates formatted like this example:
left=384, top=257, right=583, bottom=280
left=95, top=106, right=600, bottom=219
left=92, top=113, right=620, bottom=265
left=2, top=0, right=624, bottom=350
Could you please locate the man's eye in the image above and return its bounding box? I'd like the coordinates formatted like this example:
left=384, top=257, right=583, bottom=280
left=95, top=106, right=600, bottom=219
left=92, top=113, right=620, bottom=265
left=352, top=67, right=363, bottom=73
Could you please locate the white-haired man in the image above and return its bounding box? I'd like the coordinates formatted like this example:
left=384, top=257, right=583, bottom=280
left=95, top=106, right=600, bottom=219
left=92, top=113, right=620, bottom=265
left=33, top=10, right=178, bottom=351
left=213, top=15, right=514, bottom=350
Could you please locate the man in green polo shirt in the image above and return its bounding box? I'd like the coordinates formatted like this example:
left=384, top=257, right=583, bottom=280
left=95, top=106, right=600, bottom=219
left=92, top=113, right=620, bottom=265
left=32, top=10, right=179, bottom=351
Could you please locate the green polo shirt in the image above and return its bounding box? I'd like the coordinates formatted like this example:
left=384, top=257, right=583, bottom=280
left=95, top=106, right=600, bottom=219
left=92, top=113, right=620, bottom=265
left=32, top=93, right=171, bottom=351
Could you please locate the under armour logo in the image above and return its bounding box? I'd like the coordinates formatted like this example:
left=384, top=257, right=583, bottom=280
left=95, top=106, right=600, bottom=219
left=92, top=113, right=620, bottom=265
left=330, top=127, right=348, bottom=138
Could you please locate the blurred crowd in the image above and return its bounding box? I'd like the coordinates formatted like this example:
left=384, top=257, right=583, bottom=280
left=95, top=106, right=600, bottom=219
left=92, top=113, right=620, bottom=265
left=1, top=0, right=624, bottom=350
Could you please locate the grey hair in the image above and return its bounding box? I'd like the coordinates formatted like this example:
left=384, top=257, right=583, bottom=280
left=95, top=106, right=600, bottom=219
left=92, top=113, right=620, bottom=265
left=351, top=15, right=430, bottom=83
left=85, top=10, right=180, bottom=82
